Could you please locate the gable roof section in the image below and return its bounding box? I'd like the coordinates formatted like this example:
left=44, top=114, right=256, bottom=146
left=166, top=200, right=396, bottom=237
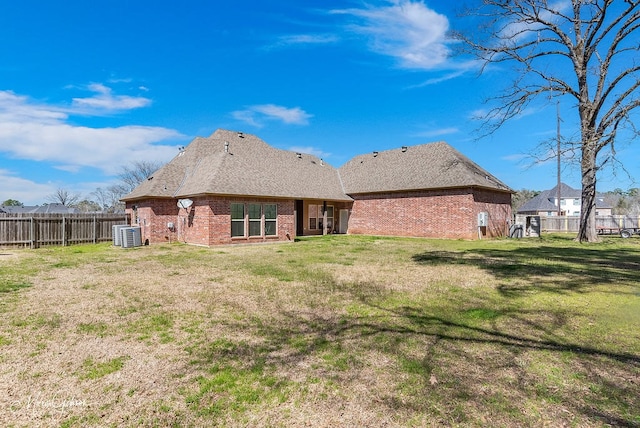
left=517, top=192, right=558, bottom=212
left=517, top=182, right=612, bottom=213
left=123, top=129, right=351, bottom=201
left=339, top=142, right=512, bottom=195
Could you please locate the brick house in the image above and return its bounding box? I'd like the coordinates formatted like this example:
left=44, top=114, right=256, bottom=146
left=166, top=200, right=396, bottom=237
left=122, top=129, right=512, bottom=245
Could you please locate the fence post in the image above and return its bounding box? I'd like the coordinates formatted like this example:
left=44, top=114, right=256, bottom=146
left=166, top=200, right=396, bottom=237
left=30, top=217, right=34, bottom=249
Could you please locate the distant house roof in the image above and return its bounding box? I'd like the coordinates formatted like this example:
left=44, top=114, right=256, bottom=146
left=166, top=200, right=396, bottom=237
left=339, top=142, right=512, bottom=195
left=0, top=203, right=78, bottom=214
left=123, top=130, right=512, bottom=202
left=517, top=183, right=612, bottom=213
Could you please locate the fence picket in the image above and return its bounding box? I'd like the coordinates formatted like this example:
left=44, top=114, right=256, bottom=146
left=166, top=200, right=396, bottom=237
left=0, top=213, right=129, bottom=248
left=538, top=215, right=640, bottom=233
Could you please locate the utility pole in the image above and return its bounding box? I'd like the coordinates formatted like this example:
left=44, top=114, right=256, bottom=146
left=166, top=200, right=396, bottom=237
left=556, top=100, right=562, bottom=216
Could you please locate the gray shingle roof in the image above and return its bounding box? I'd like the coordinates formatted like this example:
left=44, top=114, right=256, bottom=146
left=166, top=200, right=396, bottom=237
left=123, top=130, right=513, bottom=202
left=0, top=204, right=77, bottom=214
left=339, top=141, right=512, bottom=194
left=123, top=129, right=352, bottom=201
left=517, top=182, right=612, bottom=213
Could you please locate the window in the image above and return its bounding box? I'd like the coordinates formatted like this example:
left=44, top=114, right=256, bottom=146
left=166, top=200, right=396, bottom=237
left=309, top=204, right=317, bottom=229
left=573, top=198, right=580, bottom=204
left=231, top=203, right=277, bottom=238
left=309, top=204, right=334, bottom=231
left=264, top=204, right=277, bottom=236
left=231, top=203, right=245, bottom=237
left=249, top=204, right=262, bottom=236
left=560, top=199, right=566, bottom=206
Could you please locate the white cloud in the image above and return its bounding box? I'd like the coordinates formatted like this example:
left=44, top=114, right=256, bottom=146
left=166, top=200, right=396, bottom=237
left=72, top=83, right=152, bottom=111
left=268, top=34, right=340, bottom=49
left=232, top=104, right=313, bottom=127
left=0, top=169, right=56, bottom=205
left=0, top=89, right=183, bottom=175
left=414, top=127, right=459, bottom=138
left=288, top=145, right=331, bottom=159
left=331, top=1, right=451, bottom=70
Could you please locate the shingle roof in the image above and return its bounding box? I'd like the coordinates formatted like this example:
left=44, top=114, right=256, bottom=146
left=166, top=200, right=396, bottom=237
left=0, top=204, right=77, bottom=214
left=339, top=142, right=512, bottom=194
left=122, top=129, right=352, bottom=201
left=517, top=193, right=558, bottom=212
left=517, top=182, right=612, bottom=213
left=123, top=130, right=512, bottom=202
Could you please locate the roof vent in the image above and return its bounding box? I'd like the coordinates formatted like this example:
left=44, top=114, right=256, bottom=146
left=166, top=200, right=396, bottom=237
left=296, top=152, right=302, bottom=159
left=373, top=151, right=378, bottom=157
left=224, top=142, right=229, bottom=153
left=237, top=132, right=244, bottom=138
left=401, top=146, right=408, bottom=152
left=320, top=159, right=324, bottom=166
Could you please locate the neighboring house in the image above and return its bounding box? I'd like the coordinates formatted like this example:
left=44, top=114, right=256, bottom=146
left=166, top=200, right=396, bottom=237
left=517, top=183, right=612, bottom=216
left=122, top=129, right=513, bottom=246
left=0, top=203, right=78, bottom=214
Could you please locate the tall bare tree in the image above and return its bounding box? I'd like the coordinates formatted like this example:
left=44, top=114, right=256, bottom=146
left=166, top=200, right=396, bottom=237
left=458, top=0, right=640, bottom=242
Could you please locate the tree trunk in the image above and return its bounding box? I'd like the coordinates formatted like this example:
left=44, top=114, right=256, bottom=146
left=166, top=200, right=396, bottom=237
left=577, top=143, right=599, bottom=242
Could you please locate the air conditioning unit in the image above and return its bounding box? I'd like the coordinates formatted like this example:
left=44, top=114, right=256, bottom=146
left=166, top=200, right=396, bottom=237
left=121, top=226, right=142, bottom=248
left=112, top=225, right=129, bottom=246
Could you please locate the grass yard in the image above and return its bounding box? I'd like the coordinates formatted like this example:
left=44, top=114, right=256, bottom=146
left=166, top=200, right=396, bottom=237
left=0, top=234, right=639, bottom=427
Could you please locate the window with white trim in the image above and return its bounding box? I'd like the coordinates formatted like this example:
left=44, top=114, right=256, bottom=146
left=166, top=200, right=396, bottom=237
left=309, top=204, right=317, bottom=230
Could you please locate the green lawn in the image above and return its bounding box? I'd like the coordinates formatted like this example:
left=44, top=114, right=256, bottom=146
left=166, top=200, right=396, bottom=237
left=1, top=235, right=638, bottom=427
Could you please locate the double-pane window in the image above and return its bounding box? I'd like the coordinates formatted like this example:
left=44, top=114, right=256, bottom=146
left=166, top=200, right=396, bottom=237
left=249, top=204, right=262, bottom=236
left=264, top=204, right=277, bottom=236
left=231, top=203, right=245, bottom=237
left=231, top=203, right=277, bottom=237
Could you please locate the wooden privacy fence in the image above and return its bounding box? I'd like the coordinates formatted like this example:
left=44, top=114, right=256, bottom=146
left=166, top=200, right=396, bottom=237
left=0, top=213, right=130, bottom=248
left=540, top=215, right=640, bottom=233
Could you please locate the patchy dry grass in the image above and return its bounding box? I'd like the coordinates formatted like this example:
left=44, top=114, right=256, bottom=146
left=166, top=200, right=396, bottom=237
left=0, top=234, right=639, bottom=427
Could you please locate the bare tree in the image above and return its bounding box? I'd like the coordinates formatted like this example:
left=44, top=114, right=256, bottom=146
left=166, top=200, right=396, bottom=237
left=92, top=186, right=126, bottom=213
left=458, top=0, right=640, bottom=242
left=91, top=160, right=162, bottom=213
left=118, top=160, right=162, bottom=194
left=46, top=188, right=81, bottom=206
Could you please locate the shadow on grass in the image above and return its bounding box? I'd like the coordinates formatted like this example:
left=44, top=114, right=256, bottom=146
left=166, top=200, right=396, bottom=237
left=187, top=291, right=639, bottom=426
left=412, top=243, right=640, bottom=297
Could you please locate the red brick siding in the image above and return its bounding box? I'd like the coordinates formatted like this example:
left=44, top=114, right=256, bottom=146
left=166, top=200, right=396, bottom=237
left=472, top=188, right=512, bottom=238
left=127, top=197, right=295, bottom=246
left=126, top=199, right=180, bottom=245
left=347, top=188, right=511, bottom=239
left=126, top=188, right=511, bottom=245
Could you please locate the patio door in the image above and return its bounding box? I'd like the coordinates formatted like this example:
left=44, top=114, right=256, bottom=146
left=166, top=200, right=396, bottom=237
left=338, top=209, right=349, bottom=234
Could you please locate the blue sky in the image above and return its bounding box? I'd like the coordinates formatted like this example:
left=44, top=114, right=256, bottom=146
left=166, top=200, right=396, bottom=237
left=1, top=1, right=638, bottom=205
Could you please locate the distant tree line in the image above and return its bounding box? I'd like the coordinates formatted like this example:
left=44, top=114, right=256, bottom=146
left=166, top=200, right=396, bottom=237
left=2, top=161, right=161, bottom=213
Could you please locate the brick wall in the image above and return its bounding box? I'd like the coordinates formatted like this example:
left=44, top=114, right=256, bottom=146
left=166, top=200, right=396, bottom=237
left=126, top=199, right=180, bottom=245
left=127, top=197, right=296, bottom=246
left=347, top=188, right=511, bottom=239
left=126, top=188, right=512, bottom=245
